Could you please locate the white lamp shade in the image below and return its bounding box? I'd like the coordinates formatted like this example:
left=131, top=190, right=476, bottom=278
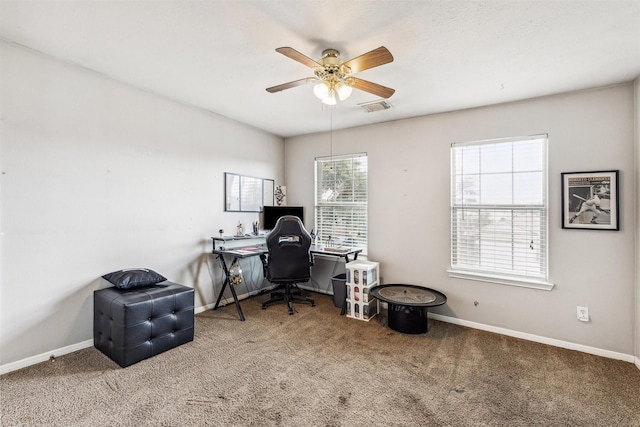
left=336, top=82, right=352, bottom=101
left=322, top=90, right=337, bottom=105
left=314, top=82, right=329, bottom=100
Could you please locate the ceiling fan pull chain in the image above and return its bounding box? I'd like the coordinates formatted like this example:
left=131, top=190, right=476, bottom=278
left=330, top=109, right=337, bottom=200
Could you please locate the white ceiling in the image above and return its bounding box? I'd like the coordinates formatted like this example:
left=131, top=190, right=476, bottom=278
left=1, top=1, right=639, bottom=138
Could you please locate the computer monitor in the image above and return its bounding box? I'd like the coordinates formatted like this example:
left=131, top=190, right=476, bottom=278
left=262, top=206, right=304, bottom=231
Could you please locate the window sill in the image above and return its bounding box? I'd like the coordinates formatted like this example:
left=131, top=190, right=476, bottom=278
left=447, top=269, right=555, bottom=291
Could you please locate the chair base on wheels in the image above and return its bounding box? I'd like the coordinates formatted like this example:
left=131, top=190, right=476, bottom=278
left=262, top=284, right=315, bottom=315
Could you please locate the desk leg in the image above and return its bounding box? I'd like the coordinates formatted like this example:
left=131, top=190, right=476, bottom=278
left=212, top=255, right=245, bottom=321
left=227, top=280, right=245, bottom=321
left=344, top=253, right=359, bottom=263
left=212, top=254, right=229, bottom=310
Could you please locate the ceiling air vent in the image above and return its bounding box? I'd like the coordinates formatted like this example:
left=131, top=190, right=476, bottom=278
left=358, top=100, right=393, bottom=113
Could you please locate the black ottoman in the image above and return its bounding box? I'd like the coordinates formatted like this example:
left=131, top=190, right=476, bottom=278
left=94, top=282, right=194, bottom=367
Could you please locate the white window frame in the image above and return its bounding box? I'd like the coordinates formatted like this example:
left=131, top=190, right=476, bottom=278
left=449, top=135, right=553, bottom=290
left=314, top=153, right=368, bottom=254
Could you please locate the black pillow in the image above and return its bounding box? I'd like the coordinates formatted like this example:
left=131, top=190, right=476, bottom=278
left=102, top=268, right=167, bottom=289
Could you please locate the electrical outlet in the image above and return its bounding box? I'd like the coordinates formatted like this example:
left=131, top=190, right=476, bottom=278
left=577, top=306, right=589, bottom=322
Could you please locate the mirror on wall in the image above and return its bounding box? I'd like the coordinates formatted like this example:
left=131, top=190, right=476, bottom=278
left=225, top=173, right=275, bottom=212
left=263, top=180, right=274, bottom=208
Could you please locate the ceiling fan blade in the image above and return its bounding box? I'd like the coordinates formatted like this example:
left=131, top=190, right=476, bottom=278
left=350, top=78, right=395, bottom=99
left=275, top=47, right=322, bottom=68
left=342, top=46, right=394, bottom=74
left=266, top=78, right=316, bottom=93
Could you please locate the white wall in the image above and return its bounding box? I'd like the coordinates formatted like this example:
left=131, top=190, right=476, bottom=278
left=635, top=77, right=640, bottom=366
left=2, top=39, right=637, bottom=370
left=286, top=84, right=636, bottom=357
left=0, top=41, right=283, bottom=368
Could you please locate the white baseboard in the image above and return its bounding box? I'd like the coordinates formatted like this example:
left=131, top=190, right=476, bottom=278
left=635, top=356, right=640, bottom=371
left=429, top=313, right=636, bottom=364
left=1, top=339, right=94, bottom=375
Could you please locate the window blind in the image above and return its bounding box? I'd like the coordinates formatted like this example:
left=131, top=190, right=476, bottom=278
left=450, top=135, right=548, bottom=282
left=315, top=153, right=368, bottom=252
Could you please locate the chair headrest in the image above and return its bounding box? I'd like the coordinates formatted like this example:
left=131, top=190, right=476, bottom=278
left=266, top=215, right=310, bottom=246
left=270, top=216, right=308, bottom=234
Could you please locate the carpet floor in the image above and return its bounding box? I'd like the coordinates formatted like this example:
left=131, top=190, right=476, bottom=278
left=1, top=292, right=639, bottom=426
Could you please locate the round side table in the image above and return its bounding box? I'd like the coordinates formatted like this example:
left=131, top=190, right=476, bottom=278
left=370, top=284, right=446, bottom=334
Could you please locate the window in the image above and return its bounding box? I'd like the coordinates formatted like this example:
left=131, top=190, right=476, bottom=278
left=315, top=153, right=368, bottom=253
left=450, top=135, right=552, bottom=290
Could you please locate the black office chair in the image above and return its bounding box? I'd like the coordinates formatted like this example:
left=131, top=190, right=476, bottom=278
left=260, top=215, right=315, bottom=315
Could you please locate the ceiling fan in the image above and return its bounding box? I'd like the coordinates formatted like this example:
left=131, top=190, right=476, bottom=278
left=266, top=46, right=395, bottom=105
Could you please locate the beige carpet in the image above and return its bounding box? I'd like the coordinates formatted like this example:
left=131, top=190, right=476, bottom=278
left=1, top=292, right=639, bottom=426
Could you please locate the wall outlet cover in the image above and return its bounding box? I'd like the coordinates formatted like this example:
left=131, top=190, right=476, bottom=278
left=577, top=306, right=589, bottom=322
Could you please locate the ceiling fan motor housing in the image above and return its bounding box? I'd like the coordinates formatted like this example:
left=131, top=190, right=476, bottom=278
left=316, top=49, right=349, bottom=81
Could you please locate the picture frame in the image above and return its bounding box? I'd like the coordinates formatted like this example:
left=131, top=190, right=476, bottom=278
left=561, top=170, right=619, bottom=230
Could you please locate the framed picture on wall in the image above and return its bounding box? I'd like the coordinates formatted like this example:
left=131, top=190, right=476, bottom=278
left=561, top=170, right=619, bottom=230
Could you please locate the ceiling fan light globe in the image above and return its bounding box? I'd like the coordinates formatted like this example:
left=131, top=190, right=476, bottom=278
left=337, top=84, right=352, bottom=101
left=313, top=82, right=330, bottom=100
left=322, top=91, right=337, bottom=105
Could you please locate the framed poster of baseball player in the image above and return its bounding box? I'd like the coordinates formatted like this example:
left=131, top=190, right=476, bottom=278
left=561, top=170, right=619, bottom=230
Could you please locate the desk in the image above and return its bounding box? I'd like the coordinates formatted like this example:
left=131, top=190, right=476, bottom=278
left=211, top=236, right=362, bottom=320
left=310, top=245, right=362, bottom=263
left=212, top=244, right=267, bottom=321
left=211, top=235, right=266, bottom=251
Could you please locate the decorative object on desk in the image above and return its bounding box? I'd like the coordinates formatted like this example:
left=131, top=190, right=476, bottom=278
left=274, top=185, right=286, bottom=206
left=325, top=235, right=333, bottom=248
left=219, top=229, right=224, bottom=237
left=561, top=170, right=619, bottom=230
left=229, top=262, right=243, bottom=285
left=235, top=221, right=244, bottom=237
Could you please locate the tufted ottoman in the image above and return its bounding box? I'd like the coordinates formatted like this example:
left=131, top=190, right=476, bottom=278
left=94, top=282, right=194, bottom=367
